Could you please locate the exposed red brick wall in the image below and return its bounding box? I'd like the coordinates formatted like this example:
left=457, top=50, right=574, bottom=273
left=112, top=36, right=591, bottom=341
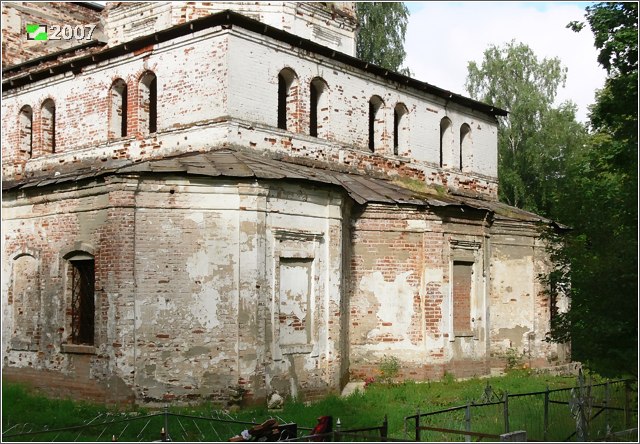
left=452, top=261, right=472, bottom=334
left=3, top=366, right=135, bottom=405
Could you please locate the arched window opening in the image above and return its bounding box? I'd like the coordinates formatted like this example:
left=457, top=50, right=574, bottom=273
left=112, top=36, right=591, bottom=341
left=439, top=116, right=452, bottom=168
left=19, top=105, right=33, bottom=159
left=277, top=68, right=298, bottom=132
left=368, top=95, right=384, bottom=152
left=278, top=74, right=288, bottom=130
left=460, top=123, right=471, bottom=171
left=109, top=79, right=128, bottom=139
left=310, top=77, right=328, bottom=138
left=139, top=72, right=157, bottom=136
left=41, top=99, right=56, bottom=153
left=149, top=76, right=157, bottom=133
left=393, top=103, right=408, bottom=156
left=310, top=81, right=319, bottom=137
left=67, top=253, right=95, bottom=345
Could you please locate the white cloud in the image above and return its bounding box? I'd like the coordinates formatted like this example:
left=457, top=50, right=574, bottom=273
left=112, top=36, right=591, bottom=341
left=404, top=2, right=607, bottom=123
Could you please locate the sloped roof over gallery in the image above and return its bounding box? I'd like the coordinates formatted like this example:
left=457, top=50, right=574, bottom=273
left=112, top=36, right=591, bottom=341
left=3, top=147, right=558, bottom=227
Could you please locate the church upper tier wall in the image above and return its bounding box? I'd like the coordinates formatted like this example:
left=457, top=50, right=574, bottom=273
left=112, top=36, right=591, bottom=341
left=226, top=28, right=499, bottom=179
left=103, top=2, right=357, bottom=56
left=2, top=15, right=499, bottom=200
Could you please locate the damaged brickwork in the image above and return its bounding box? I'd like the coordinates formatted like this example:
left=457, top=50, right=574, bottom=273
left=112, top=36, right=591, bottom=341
left=2, top=2, right=569, bottom=405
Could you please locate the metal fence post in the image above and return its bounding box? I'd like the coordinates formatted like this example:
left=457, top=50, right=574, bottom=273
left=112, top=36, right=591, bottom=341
left=604, top=381, right=611, bottom=437
left=404, top=414, right=407, bottom=440
left=465, top=401, right=472, bottom=442
left=574, top=370, right=589, bottom=442
left=163, top=404, right=169, bottom=442
left=543, top=386, right=549, bottom=441
left=624, top=379, right=631, bottom=428
left=415, top=409, right=421, bottom=442
left=381, top=414, right=388, bottom=440
left=503, top=391, right=510, bottom=433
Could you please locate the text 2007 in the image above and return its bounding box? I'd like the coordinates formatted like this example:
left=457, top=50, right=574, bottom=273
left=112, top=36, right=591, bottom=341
left=48, top=24, right=96, bottom=41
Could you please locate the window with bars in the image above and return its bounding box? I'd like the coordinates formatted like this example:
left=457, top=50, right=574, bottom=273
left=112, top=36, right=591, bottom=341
left=70, top=259, right=95, bottom=345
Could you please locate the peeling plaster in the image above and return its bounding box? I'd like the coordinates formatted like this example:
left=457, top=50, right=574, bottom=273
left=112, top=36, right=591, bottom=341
left=186, top=249, right=210, bottom=281
left=76, top=207, right=108, bottom=241
left=406, top=220, right=428, bottom=231
left=497, top=325, right=531, bottom=348
left=185, top=212, right=204, bottom=225
left=189, top=283, right=222, bottom=329
left=360, top=271, right=415, bottom=341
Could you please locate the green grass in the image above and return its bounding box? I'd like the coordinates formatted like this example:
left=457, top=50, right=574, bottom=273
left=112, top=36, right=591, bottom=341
left=3, top=370, right=632, bottom=442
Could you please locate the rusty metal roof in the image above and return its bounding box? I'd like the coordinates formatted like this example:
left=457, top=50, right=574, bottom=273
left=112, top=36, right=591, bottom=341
left=3, top=148, right=560, bottom=227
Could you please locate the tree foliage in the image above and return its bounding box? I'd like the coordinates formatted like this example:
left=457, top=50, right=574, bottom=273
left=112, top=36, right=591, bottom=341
left=465, top=40, right=585, bottom=214
left=465, top=3, right=638, bottom=376
left=548, top=2, right=638, bottom=377
left=355, top=2, right=411, bottom=75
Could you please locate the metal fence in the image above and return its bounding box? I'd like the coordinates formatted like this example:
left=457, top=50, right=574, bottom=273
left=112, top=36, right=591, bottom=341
left=405, top=377, right=638, bottom=442
left=2, top=408, right=394, bottom=442
left=2, top=408, right=275, bottom=442
left=3, top=376, right=636, bottom=442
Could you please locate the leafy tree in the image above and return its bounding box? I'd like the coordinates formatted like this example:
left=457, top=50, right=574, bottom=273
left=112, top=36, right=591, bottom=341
left=531, top=103, right=588, bottom=217
left=465, top=40, right=585, bottom=214
left=356, top=2, right=411, bottom=75
left=548, top=2, right=638, bottom=377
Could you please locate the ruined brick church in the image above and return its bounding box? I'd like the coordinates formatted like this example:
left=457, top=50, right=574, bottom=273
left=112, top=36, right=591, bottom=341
left=2, top=2, right=569, bottom=404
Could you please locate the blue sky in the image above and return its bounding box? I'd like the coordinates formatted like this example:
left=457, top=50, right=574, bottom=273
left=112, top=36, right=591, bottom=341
left=405, top=2, right=596, bottom=14
left=402, top=1, right=606, bottom=122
